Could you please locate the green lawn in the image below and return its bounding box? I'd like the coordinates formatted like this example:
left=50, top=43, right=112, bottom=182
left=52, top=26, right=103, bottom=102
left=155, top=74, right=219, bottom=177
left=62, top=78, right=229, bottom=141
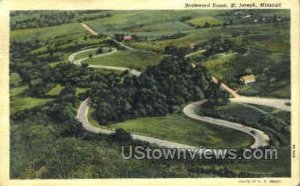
left=202, top=52, right=237, bottom=80
left=10, top=97, right=53, bottom=115
left=109, top=114, right=253, bottom=148
left=46, top=84, right=64, bottom=96
left=88, top=106, right=254, bottom=148
left=133, top=21, right=193, bottom=32
left=48, top=61, right=65, bottom=68
left=76, top=87, right=89, bottom=96
left=187, top=16, right=224, bottom=27
left=86, top=50, right=164, bottom=71
left=10, top=85, right=28, bottom=97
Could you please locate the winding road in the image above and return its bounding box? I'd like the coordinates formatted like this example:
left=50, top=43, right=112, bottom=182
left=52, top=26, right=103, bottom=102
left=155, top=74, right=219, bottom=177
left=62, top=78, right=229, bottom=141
left=68, top=47, right=141, bottom=76
left=70, top=23, right=291, bottom=149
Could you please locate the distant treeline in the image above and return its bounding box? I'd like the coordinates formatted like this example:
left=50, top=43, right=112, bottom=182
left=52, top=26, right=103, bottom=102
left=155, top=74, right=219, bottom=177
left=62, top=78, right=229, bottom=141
left=10, top=11, right=112, bottom=30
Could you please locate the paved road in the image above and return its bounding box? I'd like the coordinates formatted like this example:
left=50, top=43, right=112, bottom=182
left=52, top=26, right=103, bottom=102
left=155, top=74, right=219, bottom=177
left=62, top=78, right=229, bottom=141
left=107, top=36, right=156, bottom=54
left=230, top=96, right=291, bottom=112
left=183, top=100, right=270, bottom=148
left=77, top=98, right=198, bottom=149
left=68, top=47, right=141, bottom=76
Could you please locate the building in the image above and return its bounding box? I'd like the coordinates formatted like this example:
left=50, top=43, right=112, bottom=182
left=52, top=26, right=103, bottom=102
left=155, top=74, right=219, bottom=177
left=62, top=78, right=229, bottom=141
left=240, top=74, right=256, bottom=85
left=123, top=35, right=133, bottom=42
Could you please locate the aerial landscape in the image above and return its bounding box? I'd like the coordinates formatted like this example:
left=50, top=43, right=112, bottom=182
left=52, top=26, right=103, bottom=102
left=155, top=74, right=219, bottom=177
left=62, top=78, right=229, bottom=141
left=10, top=10, right=291, bottom=178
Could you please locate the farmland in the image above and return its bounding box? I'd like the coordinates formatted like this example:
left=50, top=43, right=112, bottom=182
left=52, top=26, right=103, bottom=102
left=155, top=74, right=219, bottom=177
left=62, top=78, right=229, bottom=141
left=10, top=10, right=291, bottom=178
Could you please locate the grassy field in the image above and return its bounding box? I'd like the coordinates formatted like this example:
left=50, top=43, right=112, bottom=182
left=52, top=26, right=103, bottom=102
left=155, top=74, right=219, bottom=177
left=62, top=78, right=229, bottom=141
left=87, top=106, right=253, bottom=148
left=10, top=97, right=53, bottom=115
left=202, top=52, right=237, bottom=80
left=10, top=85, right=28, bottom=97
left=109, top=114, right=253, bottom=148
left=11, top=23, right=85, bottom=42
left=131, top=21, right=193, bottom=32
left=86, top=10, right=220, bottom=34
left=46, top=84, right=64, bottom=96
left=86, top=50, right=164, bottom=70
left=76, top=87, right=89, bottom=96
left=187, top=16, right=224, bottom=27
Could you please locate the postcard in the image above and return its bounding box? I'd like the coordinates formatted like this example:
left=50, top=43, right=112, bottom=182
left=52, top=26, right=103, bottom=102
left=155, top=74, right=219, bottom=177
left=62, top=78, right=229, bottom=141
left=0, top=0, right=299, bottom=185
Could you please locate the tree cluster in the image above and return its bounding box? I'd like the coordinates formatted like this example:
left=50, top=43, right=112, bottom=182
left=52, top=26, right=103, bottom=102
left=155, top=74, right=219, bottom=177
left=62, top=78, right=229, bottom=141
left=90, top=56, right=228, bottom=124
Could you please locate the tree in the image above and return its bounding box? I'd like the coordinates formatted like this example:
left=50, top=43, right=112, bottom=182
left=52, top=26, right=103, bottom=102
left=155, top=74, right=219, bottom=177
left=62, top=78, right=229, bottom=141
left=203, top=21, right=211, bottom=28
left=96, top=48, right=103, bottom=54
left=10, top=72, right=22, bottom=87
left=107, top=128, right=133, bottom=145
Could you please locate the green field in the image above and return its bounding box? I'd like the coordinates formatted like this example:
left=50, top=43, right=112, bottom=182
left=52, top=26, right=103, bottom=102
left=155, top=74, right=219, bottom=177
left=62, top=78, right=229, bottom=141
left=10, top=97, right=53, bottom=115
left=10, top=84, right=53, bottom=115
left=132, top=21, right=193, bottom=32
left=11, top=23, right=85, bottom=42
left=203, top=52, right=237, bottom=80
left=87, top=10, right=220, bottom=34
left=86, top=50, right=164, bottom=70
left=10, top=85, right=28, bottom=97
left=87, top=105, right=253, bottom=148
left=187, top=16, right=224, bottom=27
left=109, top=114, right=253, bottom=148
left=76, top=87, right=89, bottom=96
left=46, top=84, right=64, bottom=96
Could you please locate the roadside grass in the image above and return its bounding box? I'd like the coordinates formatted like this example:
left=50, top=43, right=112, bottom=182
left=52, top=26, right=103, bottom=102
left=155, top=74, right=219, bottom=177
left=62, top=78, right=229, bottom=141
left=198, top=102, right=290, bottom=130
left=86, top=50, right=164, bottom=71
left=109, top=114, right=253, bottom=148
left=187, top=16, right=224, bottom=27
left=246, top=104, right=291, bottom=124
left=10, top=97, right=53, bottom=115
left=74, top=47, right=113, bottom=60
left=198, top=102, right=266, bottom=124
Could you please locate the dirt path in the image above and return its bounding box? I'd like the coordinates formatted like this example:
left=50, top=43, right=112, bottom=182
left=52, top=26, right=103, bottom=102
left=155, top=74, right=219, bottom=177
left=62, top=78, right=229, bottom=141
left=184, top=49, right=207, bottom=58
left=81, top=23, right=98, bottom=36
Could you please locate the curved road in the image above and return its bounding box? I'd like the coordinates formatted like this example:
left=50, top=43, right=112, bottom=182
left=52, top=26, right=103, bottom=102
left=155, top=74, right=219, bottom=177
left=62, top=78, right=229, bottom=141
left=183, top=100, right=269, bottom=148
left=71, top=24, right=291, bottom=149
left=68, top=47, right=141, bottom=76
